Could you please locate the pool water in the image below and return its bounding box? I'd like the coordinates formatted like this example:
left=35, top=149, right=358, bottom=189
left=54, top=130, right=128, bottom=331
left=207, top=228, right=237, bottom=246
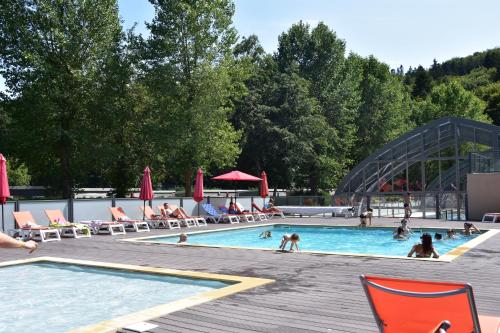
left=0, top=263, right=230, bottom=333
left=150, top=224, right=480, bottom=257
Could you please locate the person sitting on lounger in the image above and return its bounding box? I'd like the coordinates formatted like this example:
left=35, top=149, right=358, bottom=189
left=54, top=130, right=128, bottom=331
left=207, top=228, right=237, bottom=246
left=0, top=232, right=37, bottom=253
left=462, top=222, right=480, bottom=236
left=407, top=233, right=439, bottom=259
left=228, top=200, right=239, bottom=214
left=259, top=231, right=272, bottom=239
left=264, top=198, right=282, bottom=213
left=446, top=228, right=458, bottom=239
left=162, top=203, right=184, bottom=218
left=279, top=233, right=300, bottom=252
left=393, top=227, right=407, bottom=240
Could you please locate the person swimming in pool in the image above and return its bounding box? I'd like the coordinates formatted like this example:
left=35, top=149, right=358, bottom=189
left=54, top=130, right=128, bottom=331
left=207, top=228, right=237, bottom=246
left=446, top=229, right=458, bottom=239
left=434, top=233, right=443, bottom=241
left=279, top=233, right=300, bottom=252
left=407, top=233, right=440, bottom=259
left=462, top=223, right=480, bottom=236
left=393, top=226, right=407, bottom=240
left=400, top=218, right=412, bottom=235
left=259, top=231, right=272, bottom=239
left=178, top=233, right=188, bottom=243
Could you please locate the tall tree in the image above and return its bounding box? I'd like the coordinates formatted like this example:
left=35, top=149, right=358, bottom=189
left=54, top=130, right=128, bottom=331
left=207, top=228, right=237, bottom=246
left=274, top=22, right=361, bottom=189
left=143, top=0, right=244, bottom=195
left=354, top=56, right=413, bottom=162
left=0, top=0, right=122, bottom=197
left=412, top=65, right=432, bottom=98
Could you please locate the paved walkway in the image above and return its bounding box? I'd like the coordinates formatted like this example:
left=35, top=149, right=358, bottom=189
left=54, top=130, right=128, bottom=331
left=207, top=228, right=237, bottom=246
left=2, top=217, right=500, bottom=333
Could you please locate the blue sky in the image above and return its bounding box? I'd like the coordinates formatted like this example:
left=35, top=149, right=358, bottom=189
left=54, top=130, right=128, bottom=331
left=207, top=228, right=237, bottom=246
left=1, top=0, right=499, bottom=91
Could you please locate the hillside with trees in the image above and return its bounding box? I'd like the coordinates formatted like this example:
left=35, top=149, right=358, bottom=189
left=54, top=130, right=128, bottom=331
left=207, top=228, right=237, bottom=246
left=0, top=0, right=498, bottom=197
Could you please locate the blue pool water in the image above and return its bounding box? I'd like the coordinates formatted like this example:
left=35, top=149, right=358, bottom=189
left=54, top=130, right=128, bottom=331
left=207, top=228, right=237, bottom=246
left=149, top=224, right=480, bottom=257
left=0, top=263, right=230, bottom=333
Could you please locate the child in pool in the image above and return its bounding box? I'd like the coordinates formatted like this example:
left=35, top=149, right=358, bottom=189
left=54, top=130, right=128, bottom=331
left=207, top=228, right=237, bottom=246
left=462, top=223, right=480, bottom=236
left=393, top=226, right=407, bottom=240
left=178, top=233, right=188, bottom=243
left=259, top=231, right=272, bottom=239
left=279, top=233, right=300, bottom=252
left=446, top=229, right=458, bottom=239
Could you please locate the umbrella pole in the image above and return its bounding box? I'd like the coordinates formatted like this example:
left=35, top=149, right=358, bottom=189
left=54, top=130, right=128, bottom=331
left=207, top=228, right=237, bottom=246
left=197, top=202, right=200, bottom=216
left=143, top=200, right=146, bottom=220
left=1, top=204, right=4, bottom=232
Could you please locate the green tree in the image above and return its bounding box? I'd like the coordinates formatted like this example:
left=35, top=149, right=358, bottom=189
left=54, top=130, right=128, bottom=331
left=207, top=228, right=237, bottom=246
left=354, top=56, right=412, bottom=162
left=414, top=80, right=489, bottom=125
left=412, top=65, right=433, bottom=98
left=143, top=0, right=244, bottom=195
left=6, top=159, right=31, bottom=186
left=0, top=0, right=123, bottom=197
left=274, top=22, right=361, bottom=188
left=475, top=81, right=500, bottom=125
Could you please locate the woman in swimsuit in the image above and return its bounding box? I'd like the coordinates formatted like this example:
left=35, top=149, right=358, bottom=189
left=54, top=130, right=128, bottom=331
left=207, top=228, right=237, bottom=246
left=407, top=233, right=439, bottom=258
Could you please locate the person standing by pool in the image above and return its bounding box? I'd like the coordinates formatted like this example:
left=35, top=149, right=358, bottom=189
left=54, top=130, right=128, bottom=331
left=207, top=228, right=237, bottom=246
left=358, top=208, right=374, bottom=227
left=403, top=192, right=412, bottom=218
left=407, top=233, right=439, bottom=258
left=0, top=232, right=38, bottom=253
left=279, top=233, right=300, bottom=252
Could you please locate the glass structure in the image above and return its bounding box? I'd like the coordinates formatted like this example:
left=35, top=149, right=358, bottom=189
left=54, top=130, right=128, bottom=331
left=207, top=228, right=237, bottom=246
left=334, top=117, right=500, bottom=220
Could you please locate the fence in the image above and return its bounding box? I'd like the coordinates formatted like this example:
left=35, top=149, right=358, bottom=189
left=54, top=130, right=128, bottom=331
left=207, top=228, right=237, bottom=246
left=0, top=196, right=268, bottom=232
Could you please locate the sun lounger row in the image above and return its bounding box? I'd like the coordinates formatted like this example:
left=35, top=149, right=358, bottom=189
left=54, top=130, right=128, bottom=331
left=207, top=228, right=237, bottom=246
left=10, top=204, right=222, bottom=242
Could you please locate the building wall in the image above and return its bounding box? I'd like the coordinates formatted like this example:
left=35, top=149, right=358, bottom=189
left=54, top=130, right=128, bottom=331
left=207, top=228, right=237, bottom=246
left=467, top=173, right=500, bottom=220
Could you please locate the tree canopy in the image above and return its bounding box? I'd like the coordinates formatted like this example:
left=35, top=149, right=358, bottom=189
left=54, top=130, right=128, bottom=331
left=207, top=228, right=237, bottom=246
left=0, top=1, right=497, bottom=197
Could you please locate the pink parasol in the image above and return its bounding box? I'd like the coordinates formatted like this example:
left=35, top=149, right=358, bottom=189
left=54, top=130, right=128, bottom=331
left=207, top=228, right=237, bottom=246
left=139, top=166, right=154, bottom=219
left=212, top=170, right=261, bottom=203
left=0, top=154, right=11, bottom=231
left=212, top=170, right=261, bottom=182
left=193, top=168, right=204, bottom=215
left=259, top=171, right=269, bottom=206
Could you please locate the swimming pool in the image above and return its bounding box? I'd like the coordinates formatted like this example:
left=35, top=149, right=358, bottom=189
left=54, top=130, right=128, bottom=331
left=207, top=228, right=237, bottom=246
left=131, top=224, right=491, bottom=259
left=0, top=258, right=272, bottom=333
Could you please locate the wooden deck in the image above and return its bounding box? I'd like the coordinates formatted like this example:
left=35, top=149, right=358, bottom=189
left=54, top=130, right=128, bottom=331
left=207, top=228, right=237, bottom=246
left=2, top=217, right=500, bottom=333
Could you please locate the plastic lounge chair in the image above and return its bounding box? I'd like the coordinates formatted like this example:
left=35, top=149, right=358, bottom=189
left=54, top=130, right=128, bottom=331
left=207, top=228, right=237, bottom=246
left=236, top=202, right=267, bottom=221
left=76, top=217, right=126, bottom=236
left=360, top=275, right=500, bottom=333
left=109, top=207, right=150, bottom=232
left=44, top=209, right=91, bottom=238
left=219, top=206, right=255, bottom=223
left=156, top=205, right=197, bottom=228
left=141, top=205, right=180, bottom=229
left=167, top=204, right=206, bottom=227
left=201, top=203, right=239, bottom=224
left=252, top=202, right=285, bottom=219
left=12, top=211, right=61, bottom=242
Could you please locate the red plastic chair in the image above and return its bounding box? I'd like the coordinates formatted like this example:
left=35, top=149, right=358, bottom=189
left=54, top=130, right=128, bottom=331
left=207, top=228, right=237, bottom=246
left=360, top=275, right=500, bottom=333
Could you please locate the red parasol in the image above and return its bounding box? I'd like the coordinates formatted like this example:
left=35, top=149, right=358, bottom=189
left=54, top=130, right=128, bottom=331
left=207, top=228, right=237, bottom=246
left=212, top=170, right=261, bottom=203
left=0, top=154, right=11, bottom=231
left=193, top=168, right=204, bottom=202
left=193, top=168, right=204, bottom=215
left=212, top=170, right=261, bottom=181
left=139, top=166, right=153, bottom=219
left=259, top=171, right=269, bottom=206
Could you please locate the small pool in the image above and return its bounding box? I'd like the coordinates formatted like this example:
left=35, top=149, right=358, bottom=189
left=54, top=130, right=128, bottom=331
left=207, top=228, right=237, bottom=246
left=139, top=224, right=484, bottom=258
left=0, top=262, right=231, bottom=333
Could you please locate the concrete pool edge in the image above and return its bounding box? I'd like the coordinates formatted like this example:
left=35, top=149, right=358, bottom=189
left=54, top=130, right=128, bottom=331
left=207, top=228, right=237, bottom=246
left=0, top=256, right=274, bottom=333
left=122, top=223, right=500, bottom=262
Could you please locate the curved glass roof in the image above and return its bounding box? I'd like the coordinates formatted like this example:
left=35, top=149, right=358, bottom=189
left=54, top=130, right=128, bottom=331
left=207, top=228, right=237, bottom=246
left=335, top=117, right=500, bottom=197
